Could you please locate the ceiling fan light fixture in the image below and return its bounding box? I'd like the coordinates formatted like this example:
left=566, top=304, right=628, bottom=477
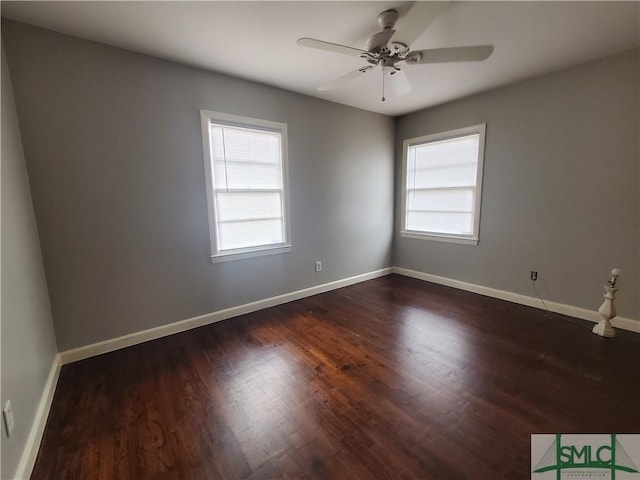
left=381, top=56, right=395, bottom=68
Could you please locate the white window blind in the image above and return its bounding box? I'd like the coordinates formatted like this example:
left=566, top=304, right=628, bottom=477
left=201, top=111, right=290, bottom=261
left=402, top=124, right=486, bottom=244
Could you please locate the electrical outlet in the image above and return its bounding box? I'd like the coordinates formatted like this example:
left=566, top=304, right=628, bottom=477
left=530, top=271, right=538, bottom=282
left=3, top=401, right=14, bottom=437
left=315, top=261, right=322, bottom=272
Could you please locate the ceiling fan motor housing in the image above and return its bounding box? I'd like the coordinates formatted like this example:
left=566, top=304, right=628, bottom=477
left=377, top=9, right=398, bottom=30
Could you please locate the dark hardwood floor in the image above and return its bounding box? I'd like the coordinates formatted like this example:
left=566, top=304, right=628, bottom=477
left=31, top=274, right=640, bottom=479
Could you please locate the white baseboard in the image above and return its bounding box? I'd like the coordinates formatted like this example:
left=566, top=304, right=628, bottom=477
left=58, top=264, right=639, bottom=366
left=59, top=267, right=393, bottom=365
left=14, top=354, right=62, bottom=480
left=392, top=267, right=640, bottom=334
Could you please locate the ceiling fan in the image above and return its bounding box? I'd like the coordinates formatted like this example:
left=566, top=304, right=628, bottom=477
left=296, top=2, right=494, bottom=101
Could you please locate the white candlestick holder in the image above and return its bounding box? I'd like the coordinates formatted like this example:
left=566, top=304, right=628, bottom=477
left=592, top=268, right=621, bottom=338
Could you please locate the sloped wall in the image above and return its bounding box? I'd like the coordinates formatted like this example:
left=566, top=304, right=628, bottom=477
left=1, top=43, right=58, bottom=479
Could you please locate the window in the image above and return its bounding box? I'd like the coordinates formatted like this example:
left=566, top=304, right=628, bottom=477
left=201, top=110, right=291, bottom=262
left=401, top=124, right=486, bottom=245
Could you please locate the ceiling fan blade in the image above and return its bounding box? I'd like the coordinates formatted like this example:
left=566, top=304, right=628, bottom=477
left=407, top=45, right=494, bottom=64
left=297, top=37, right=368, bottom=57
left=388, top=69, right=412, bottom=96
left=394, top=1, right=450, bottom=47
left=366, top=29, right=396, bottom=52
left=318, top=66, right=374, bottom=91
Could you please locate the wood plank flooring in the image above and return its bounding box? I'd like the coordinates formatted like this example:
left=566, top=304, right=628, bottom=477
left=31, top=274, right=640, bottom=479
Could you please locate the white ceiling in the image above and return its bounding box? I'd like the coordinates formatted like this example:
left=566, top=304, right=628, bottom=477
left=2, top=1, right=639, bottom=116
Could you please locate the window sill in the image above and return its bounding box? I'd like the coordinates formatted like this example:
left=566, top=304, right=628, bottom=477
left=400, top=231, right=479, bottom=246
left=210, top=244, right=292, bottom=263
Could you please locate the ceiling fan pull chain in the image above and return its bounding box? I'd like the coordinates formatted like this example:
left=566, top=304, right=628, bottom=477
left=381, top=67, right=386, bottom=102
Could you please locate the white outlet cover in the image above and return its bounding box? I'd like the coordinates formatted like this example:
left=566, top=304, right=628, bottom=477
left=3, top=400, right=15, bottom=437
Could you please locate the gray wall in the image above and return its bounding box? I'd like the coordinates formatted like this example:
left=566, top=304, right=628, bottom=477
left=1, top=43, right=58, bottom=479
left=394, top=49, right=639, bottom=319
left=2, top=21, right=395, bottom=351
left=3, top=18, right=638, bottom=360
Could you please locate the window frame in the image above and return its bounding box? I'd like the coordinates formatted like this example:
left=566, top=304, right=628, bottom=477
left=400, top=123, right=486, bottom=246
left=200, top=110, right=291, bottom=263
